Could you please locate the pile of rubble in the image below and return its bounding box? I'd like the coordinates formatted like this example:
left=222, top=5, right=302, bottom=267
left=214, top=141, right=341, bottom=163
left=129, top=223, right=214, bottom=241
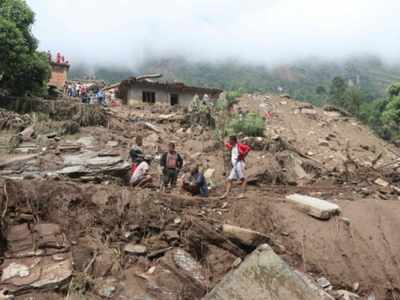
left=1, top=95, right=400, bottom=299
left=0, top=109, right=31, bottom=131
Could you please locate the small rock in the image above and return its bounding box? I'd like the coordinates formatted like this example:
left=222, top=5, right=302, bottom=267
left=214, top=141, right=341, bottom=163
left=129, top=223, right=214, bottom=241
left=374, top=178, right=389, bottom=187
left=204, top=168, right=215, bottom=181
left=231, top=257, right=242, bottom=268
left=352, top=282, right=359, bottom=292
left=52, top=254, right=67, bottom=261
left=98, top=284, right=116, bottom=298
left=336, top=290, right=360, bottom=300
left=340, top=217, right=351, bottom=226
left=162, top=231, right=180, bottom=242
left=124, top=243, right=147, bottom=255
left=0, top=289, right=14, bottom=299
left=106, top=141, right=119, bottom=147
left=317, top=277, right=331, bottom=289
left=174, top=217, right=182, bottom=224
left=177, top=128, right=185, bottom=135
left=318, top=139, right=330, bottom=147
left=391, top=185, right=400, bottom=194
left=147, top=266, right=156, bottom=274
left=367, top=293, right=376, bottom=300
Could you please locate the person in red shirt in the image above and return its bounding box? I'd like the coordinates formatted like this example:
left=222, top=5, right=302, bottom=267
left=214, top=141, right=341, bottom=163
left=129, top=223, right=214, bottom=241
left=220, top=136, right=250, bottom=199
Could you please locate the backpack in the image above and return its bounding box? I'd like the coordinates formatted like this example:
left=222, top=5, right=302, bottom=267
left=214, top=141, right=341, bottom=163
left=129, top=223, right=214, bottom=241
left=226, top=143, right=251, bottom=161
left=166, top=152, right=178, bottom=169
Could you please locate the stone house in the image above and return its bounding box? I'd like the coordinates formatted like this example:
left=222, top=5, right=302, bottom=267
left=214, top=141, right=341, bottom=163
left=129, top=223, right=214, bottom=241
left=118, top=78, right=222, bottom=106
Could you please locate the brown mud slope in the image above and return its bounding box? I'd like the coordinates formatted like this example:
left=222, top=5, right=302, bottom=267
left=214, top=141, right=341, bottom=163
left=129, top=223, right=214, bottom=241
left=1, top=95, right=400, bottom=299
left=220, top=186, right=400, bottom=299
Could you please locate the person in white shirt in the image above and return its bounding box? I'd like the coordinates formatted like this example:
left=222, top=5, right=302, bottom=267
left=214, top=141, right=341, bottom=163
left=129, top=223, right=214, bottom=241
left=220, top=136, right=249, bottom=199
left=130, top=156, right=152, bottom=187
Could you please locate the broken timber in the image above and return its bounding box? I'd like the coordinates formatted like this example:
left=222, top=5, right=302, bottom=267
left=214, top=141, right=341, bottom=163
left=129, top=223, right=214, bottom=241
left=286, top=194, right=340, bottom=220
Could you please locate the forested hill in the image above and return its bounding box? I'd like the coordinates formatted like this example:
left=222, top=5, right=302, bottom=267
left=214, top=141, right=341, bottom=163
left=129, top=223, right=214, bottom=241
left=71, top=55, right=400, bottom=106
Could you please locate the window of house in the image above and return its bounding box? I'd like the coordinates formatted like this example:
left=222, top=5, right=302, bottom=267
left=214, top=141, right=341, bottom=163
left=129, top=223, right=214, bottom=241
left=170, top=94, right=179, bottom=106
left=142, top=91, right=156, bottom=104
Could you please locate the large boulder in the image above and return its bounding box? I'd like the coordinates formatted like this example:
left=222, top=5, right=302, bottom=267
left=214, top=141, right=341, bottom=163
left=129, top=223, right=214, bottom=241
left=203, top=244, right=334, bottom=300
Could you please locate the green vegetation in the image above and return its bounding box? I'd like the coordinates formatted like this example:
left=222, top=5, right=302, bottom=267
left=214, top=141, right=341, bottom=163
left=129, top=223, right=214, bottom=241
left=0, top=0, right=51, bottom=96
left=228, top=112, right=265, bottom=137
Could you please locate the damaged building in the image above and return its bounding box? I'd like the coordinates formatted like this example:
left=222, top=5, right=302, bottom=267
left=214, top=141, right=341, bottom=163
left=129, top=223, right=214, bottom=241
left=118, top=76, right=222, bottom=106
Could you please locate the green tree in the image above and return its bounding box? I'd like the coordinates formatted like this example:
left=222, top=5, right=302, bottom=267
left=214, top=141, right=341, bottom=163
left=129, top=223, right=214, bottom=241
left=329, top=76, right=347, bottom=106
left=343, top=87, right=362, bottom=115
left=0, top=0, right=50, bottom=96
left=381, top=87, right=400, bottom=140
left=316, top=86, right=327, bottom=95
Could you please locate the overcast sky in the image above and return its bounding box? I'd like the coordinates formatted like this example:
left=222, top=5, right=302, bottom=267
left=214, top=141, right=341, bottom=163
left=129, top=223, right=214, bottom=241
left=27, top=0, right=400, bottom=67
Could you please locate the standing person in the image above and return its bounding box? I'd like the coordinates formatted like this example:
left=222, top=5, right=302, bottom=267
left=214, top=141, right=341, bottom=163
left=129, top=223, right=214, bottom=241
left=220, top=136, right=251, bottom=199
left=76, top=83, right=81, bottom=97
left=182, top=166, right=208, bottom=197
left=160, top=142, right=183, bottom=190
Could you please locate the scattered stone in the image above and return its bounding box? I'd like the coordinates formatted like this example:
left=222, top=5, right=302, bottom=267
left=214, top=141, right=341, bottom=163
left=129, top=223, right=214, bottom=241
left=142, top=122, right=162, bottom=133
left=286, top=194, right=341, bottom=220
left=57, top=144, right=81, bottom=152
left=174, top=217, right=182, bottom=225
left=162, top=231, right=180, bottom=242
left=352, top=282, right=359, bottom=292
left=204, top=168, right=215, bottom=181
left=124, top=243, right=147, bottom=255
left=374, top=178, right=389, bottom=187
left=317, top=277, right=331, bottom=289
left=0, top=154, right=38, bottom=169
left=161, top=248, right=209, bottom=297
left=0, top=289, right=14, bottom=299
left=367, top=293, right=376, bottom=300
left=106, top=140, right=119, bottom=147
left=302, top=108, right=317, bottom=115
left=222, top=224, right=270, bottom=247
left=319, top=139, right=330, bottom=147
left=1, top=255, right=73, bottom=293
left=231, top=257, right=242, bottom=268
left=203, top=244, right=334, bottom=300
left=340, top=217, right=351, bottom=225
left=76, top=136, right=96, bottom=148
left=336, top=290, right=360, bottom=300
left=391, top=185, right=400, bottom=194
left=18, top=126, right=34, bottom=141
left=97, top=280, right=117, bottom=298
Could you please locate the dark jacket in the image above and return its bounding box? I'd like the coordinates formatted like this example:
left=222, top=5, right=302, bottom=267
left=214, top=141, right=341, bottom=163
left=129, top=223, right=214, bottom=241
left=160, top=151, right=183, bottom=170
left=130, top=145, right=144, bottom=163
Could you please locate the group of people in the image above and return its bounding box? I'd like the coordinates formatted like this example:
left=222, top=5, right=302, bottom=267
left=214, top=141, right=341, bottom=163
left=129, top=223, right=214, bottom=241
left=65, top=82, right=87, bottom=98
left=128, top=135, right=250, bottom=199
left=64, top=82, right=107, bottom=106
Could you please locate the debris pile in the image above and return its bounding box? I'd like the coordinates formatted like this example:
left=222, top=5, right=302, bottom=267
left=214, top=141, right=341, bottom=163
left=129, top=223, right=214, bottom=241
left=1, top=94, right=400, bottom=299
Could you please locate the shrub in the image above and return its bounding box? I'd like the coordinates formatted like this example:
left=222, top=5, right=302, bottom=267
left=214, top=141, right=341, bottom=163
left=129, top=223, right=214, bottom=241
left=228, top=112, right=265, bottom=137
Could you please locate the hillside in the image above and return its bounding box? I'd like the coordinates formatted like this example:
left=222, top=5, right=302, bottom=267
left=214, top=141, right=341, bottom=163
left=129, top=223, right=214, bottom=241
left=70, top=56, right=400, bottom=105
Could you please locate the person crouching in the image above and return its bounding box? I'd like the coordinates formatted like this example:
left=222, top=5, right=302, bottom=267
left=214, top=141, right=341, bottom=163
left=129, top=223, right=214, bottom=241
left=182, top=166, right=209, bottom=197
left=130, top=155, right=152, bottom=187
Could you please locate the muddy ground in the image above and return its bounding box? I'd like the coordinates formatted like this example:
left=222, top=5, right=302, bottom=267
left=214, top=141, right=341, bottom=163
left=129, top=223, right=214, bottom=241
left=1, top=95, right=400, bottom=299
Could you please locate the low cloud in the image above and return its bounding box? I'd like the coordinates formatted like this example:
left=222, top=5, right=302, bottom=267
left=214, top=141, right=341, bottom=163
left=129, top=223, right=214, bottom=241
left=27, top=0, right=400, bottom=67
